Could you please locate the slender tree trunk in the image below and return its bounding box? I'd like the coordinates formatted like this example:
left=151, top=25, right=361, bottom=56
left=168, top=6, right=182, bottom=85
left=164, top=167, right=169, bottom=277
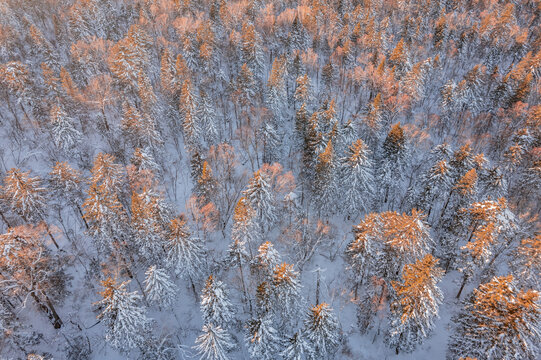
left=76, top=204, right=89, bottom=229
left=456, top=273, right=468, bottom=299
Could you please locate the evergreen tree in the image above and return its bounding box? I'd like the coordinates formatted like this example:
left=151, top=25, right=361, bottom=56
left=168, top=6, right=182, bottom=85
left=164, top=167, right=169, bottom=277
left=339, top=139, right=374, bottom=216
left=303, top=303, right=340, bottom=359
left=200, top=275, right=235, bottom=328
left=50, top=104, right=81, bottom=151
left=166, top=216, right=206, bottom=288
left=281, top=331, right=312, bottom=360
left=245, top=314, right=279, bottom=360
left=230, top=196, right=258, bottom=258
left=313, top=140, right=337, bottom=215
left=512, top=234, right=541, bottom=289
left=194, top=323, right=233, bottom=360
left=144, top=266, right=178, bottom=308
left=379, top=123, right=408, bottom=208
left=253, top=241, right=281, bottom=278
left=243, top=170, right=276, bottom=230
left=96, top=277, right=149, bottom=351
left=271, top=262, right=302, bottom=319
left=1, top=168, right=47, bottom=222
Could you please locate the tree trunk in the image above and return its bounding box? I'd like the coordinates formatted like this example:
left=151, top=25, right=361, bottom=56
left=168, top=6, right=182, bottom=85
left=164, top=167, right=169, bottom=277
left=456, top=273, right=468, bottom=299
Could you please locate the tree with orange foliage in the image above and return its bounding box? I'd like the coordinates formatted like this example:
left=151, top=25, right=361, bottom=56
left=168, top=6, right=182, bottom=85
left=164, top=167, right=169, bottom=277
left=455, top=198, right=511, bottom=299
left=347, top=209, right=432, bottom=295
left=388, top=254, right=444, bottom=354
left=512, top=234, right=541, bottom=289
left=448, top=275, right=540, bottom=360
left=0, top=224, right=67, bottom=329
left=1, top=168, right=47, bottom=223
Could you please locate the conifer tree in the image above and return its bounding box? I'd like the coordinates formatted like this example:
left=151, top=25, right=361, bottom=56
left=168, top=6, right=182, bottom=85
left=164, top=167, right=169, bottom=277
left=166, top=216, right=206, bottom=292
left=0, top=224, right=66, bottom=329
left=50, top=104, right=81, bottom=151
left=245, top=314, right=279, bottom=360
left=243, top=170, right=276, bottom=231
left=448, top=275, right=540, bottom=360
left=230, top=196, right=258, bottom=258
left=313, top=140, right=337, bottom=215
left=387, top=254, right=444, bottom=354
left=339, top=139, right=374, bottom=216
left=379, top=123, right=408, bottom=207
left=1, top=168, right=47, bottom=222
left=198, top=90, right=218, bottom=146
left=303, top=303, right=340, bottom=359
left=179, top=78, right=200, bottom=151
left=512, top=234, right=541, bottom=289
left=281, top=331, right=312, bottom=360
left=144, top=266, right=178, bottom=308
left=194, top=323, right=233, bottom=360
left=271, top=263, right=302, bottom=318
left=253, top=241, right=281, bottom=278
left=96, top=277, right=149, bottom=350
left=200, top=275, right=235, bottom=328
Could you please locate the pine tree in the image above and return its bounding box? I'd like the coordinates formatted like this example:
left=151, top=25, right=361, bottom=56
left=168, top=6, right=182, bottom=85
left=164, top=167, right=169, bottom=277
left=50, top=103, right=81, bottom=151
left=303, top=303, right=340, bottom=359
left=89, top=153, right=125, bottom=195
left=313, top=140, right=337, bottom=215
left=194, top=323, right=233, bottom=360
left=198, top=90, right=218, bottom=147
left=245, top=314, right=279, bottom=360
left=380, top=123, right=408, bottom=207
left=230, top=196, right=258, bottom=258
left=387, top=254, right=444, bottom=354
left=271, top=263, right=302, bottom=318
left=96, top=277, right=149, bottom=350
left=144, top=266, right=178, bottom=308
left=83, top=182, right=126, bottom=252
left=235, top=63, right=257, bottom=109
left=122, top=103, right=163, bottom=149
left=281, top=331, right=312, bottom=360
left=166, top=216, right=206, bottom=286
left=512, top=234, right=541, bottom=289
left=448, top=275, right=540, bottom=360
left=243, top=170, right=276, bottom=230
left=179, top=78, right=201, bottom=151
left=339, top=139, right=374, bottom=216
left=241, top=22, right=264, bottom=75
left=200, top=275, right=235, bottom=328
left=253, top=241, right=281, bottom=278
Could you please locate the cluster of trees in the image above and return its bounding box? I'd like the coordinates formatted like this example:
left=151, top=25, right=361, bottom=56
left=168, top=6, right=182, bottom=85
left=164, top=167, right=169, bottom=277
left=0, top=0, right=539, bottom=359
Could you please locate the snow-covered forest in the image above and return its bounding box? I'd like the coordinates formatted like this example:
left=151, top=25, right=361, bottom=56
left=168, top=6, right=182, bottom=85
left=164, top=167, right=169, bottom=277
left=0, top=0, right=540, bottom=359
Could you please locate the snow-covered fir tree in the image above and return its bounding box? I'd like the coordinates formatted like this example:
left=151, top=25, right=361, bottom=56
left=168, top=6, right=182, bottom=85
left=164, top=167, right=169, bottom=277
left=96, top=277, right=149, bottom=351
left=194, top=323, right=233, bottom=360
left=144, top=266, right=178, bottom=308
left=245, top=314, right=280, bottom=360
left=200, top=275, right=235, bottom=329
left=339, top=139, right=374, bottom=216
left=243, top=170, right=276, bottom=231
left=303, top=303, right=340, bottom=359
